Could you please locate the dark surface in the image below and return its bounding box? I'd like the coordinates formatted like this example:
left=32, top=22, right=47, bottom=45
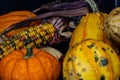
left=95, top=0, right=115, bottom=13
left=0, top=0, right=115, bottom=15
left=0, top=0, right=54, bottom=15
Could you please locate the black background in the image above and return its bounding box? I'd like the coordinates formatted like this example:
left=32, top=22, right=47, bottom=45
left=0, top=0, right=115, bottom=15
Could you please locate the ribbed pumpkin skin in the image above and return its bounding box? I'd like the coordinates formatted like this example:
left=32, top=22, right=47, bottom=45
left=69, top=12, right=110, bottom=48
left=63, top=39, right=120, bottom=80
left=0, top=11, right=38, bottom=37
left=0, top=48, right=61, bottom=80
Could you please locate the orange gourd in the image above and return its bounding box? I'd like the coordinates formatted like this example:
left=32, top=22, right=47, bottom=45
left=0, top=11, right=36, bottom=17
left=0, top=47, right=61, bottom=80
left=0, top=11, right=40, bottom=37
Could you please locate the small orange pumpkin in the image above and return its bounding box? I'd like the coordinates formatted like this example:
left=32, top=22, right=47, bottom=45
left=0, top=47, right=61, bottom=80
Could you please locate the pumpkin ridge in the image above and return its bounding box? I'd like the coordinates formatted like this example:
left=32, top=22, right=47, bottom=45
left=12, top=59, right=29, bottom=79
left=11, top=50, right=25, bottom=58
left=37, top=51, right=61, bottom=80
left=1, top=57, right=16, bottom=71
left=25, top=59, right=29, bottom=80
left=0, top=58, right=15, bottom=79
left=0, top=59, right=15, bottom=79
left=24, top=47, right=43, bottom=79
left=10, top=59, right=20, bottom=79
left=34, top=56, right=48, bottom=79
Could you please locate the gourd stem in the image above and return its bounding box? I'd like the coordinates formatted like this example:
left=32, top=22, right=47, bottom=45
left=24, top=46, right=33, bottom=59
left=85, top=0, right=99, bottom=12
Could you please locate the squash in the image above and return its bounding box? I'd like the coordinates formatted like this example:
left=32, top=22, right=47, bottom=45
left=41, top=47, right=63, bottom=60
left=104, top=7, right=120, bottom=45
left=69, top=0, right=110, bottom=48
left=0, top=11, right=40, bottom=37
left=0, top=11, right=36, bottom=18
left=63, top=39, right=120, bottom=80
left=0, top=46, right=61, bottom=80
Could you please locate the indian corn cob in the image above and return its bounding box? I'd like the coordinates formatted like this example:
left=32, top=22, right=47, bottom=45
left=0, top=23, right=55, bottom=59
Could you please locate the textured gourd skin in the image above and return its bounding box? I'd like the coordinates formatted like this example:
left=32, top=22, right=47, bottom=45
left=104, top=7, right=120, bottom=45
left=63, top=39, right=120, bottom=80
left=0, top=48, right=61, bottom=80
left=69, top=12, right=110, bottom=48
left=41, top=47, right=63, bottom=60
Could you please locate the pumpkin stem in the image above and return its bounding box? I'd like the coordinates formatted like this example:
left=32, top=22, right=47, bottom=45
left=24, top=46, right=33, bottom=59
left=85, top=0, right=99, bottom=12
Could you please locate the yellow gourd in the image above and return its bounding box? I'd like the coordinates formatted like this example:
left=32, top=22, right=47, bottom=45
left=63, top=39, right=120, bottom=80
left=69, top=0, right=110, bottom=48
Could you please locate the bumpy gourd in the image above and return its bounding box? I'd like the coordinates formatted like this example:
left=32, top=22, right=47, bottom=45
left=63, top=39, right=120, bottom=80
left=69, top=0, right=110, bottom=48
left=104, top=7, right=120, bottom=45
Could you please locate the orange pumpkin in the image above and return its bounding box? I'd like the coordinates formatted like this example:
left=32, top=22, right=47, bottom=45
left=0, top=47, right=61, bottom=80
left=0, top=11, right=41, bottom=37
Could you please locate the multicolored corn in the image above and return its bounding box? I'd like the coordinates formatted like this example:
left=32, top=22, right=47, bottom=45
left=0, top=23, right=55, bottom=59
